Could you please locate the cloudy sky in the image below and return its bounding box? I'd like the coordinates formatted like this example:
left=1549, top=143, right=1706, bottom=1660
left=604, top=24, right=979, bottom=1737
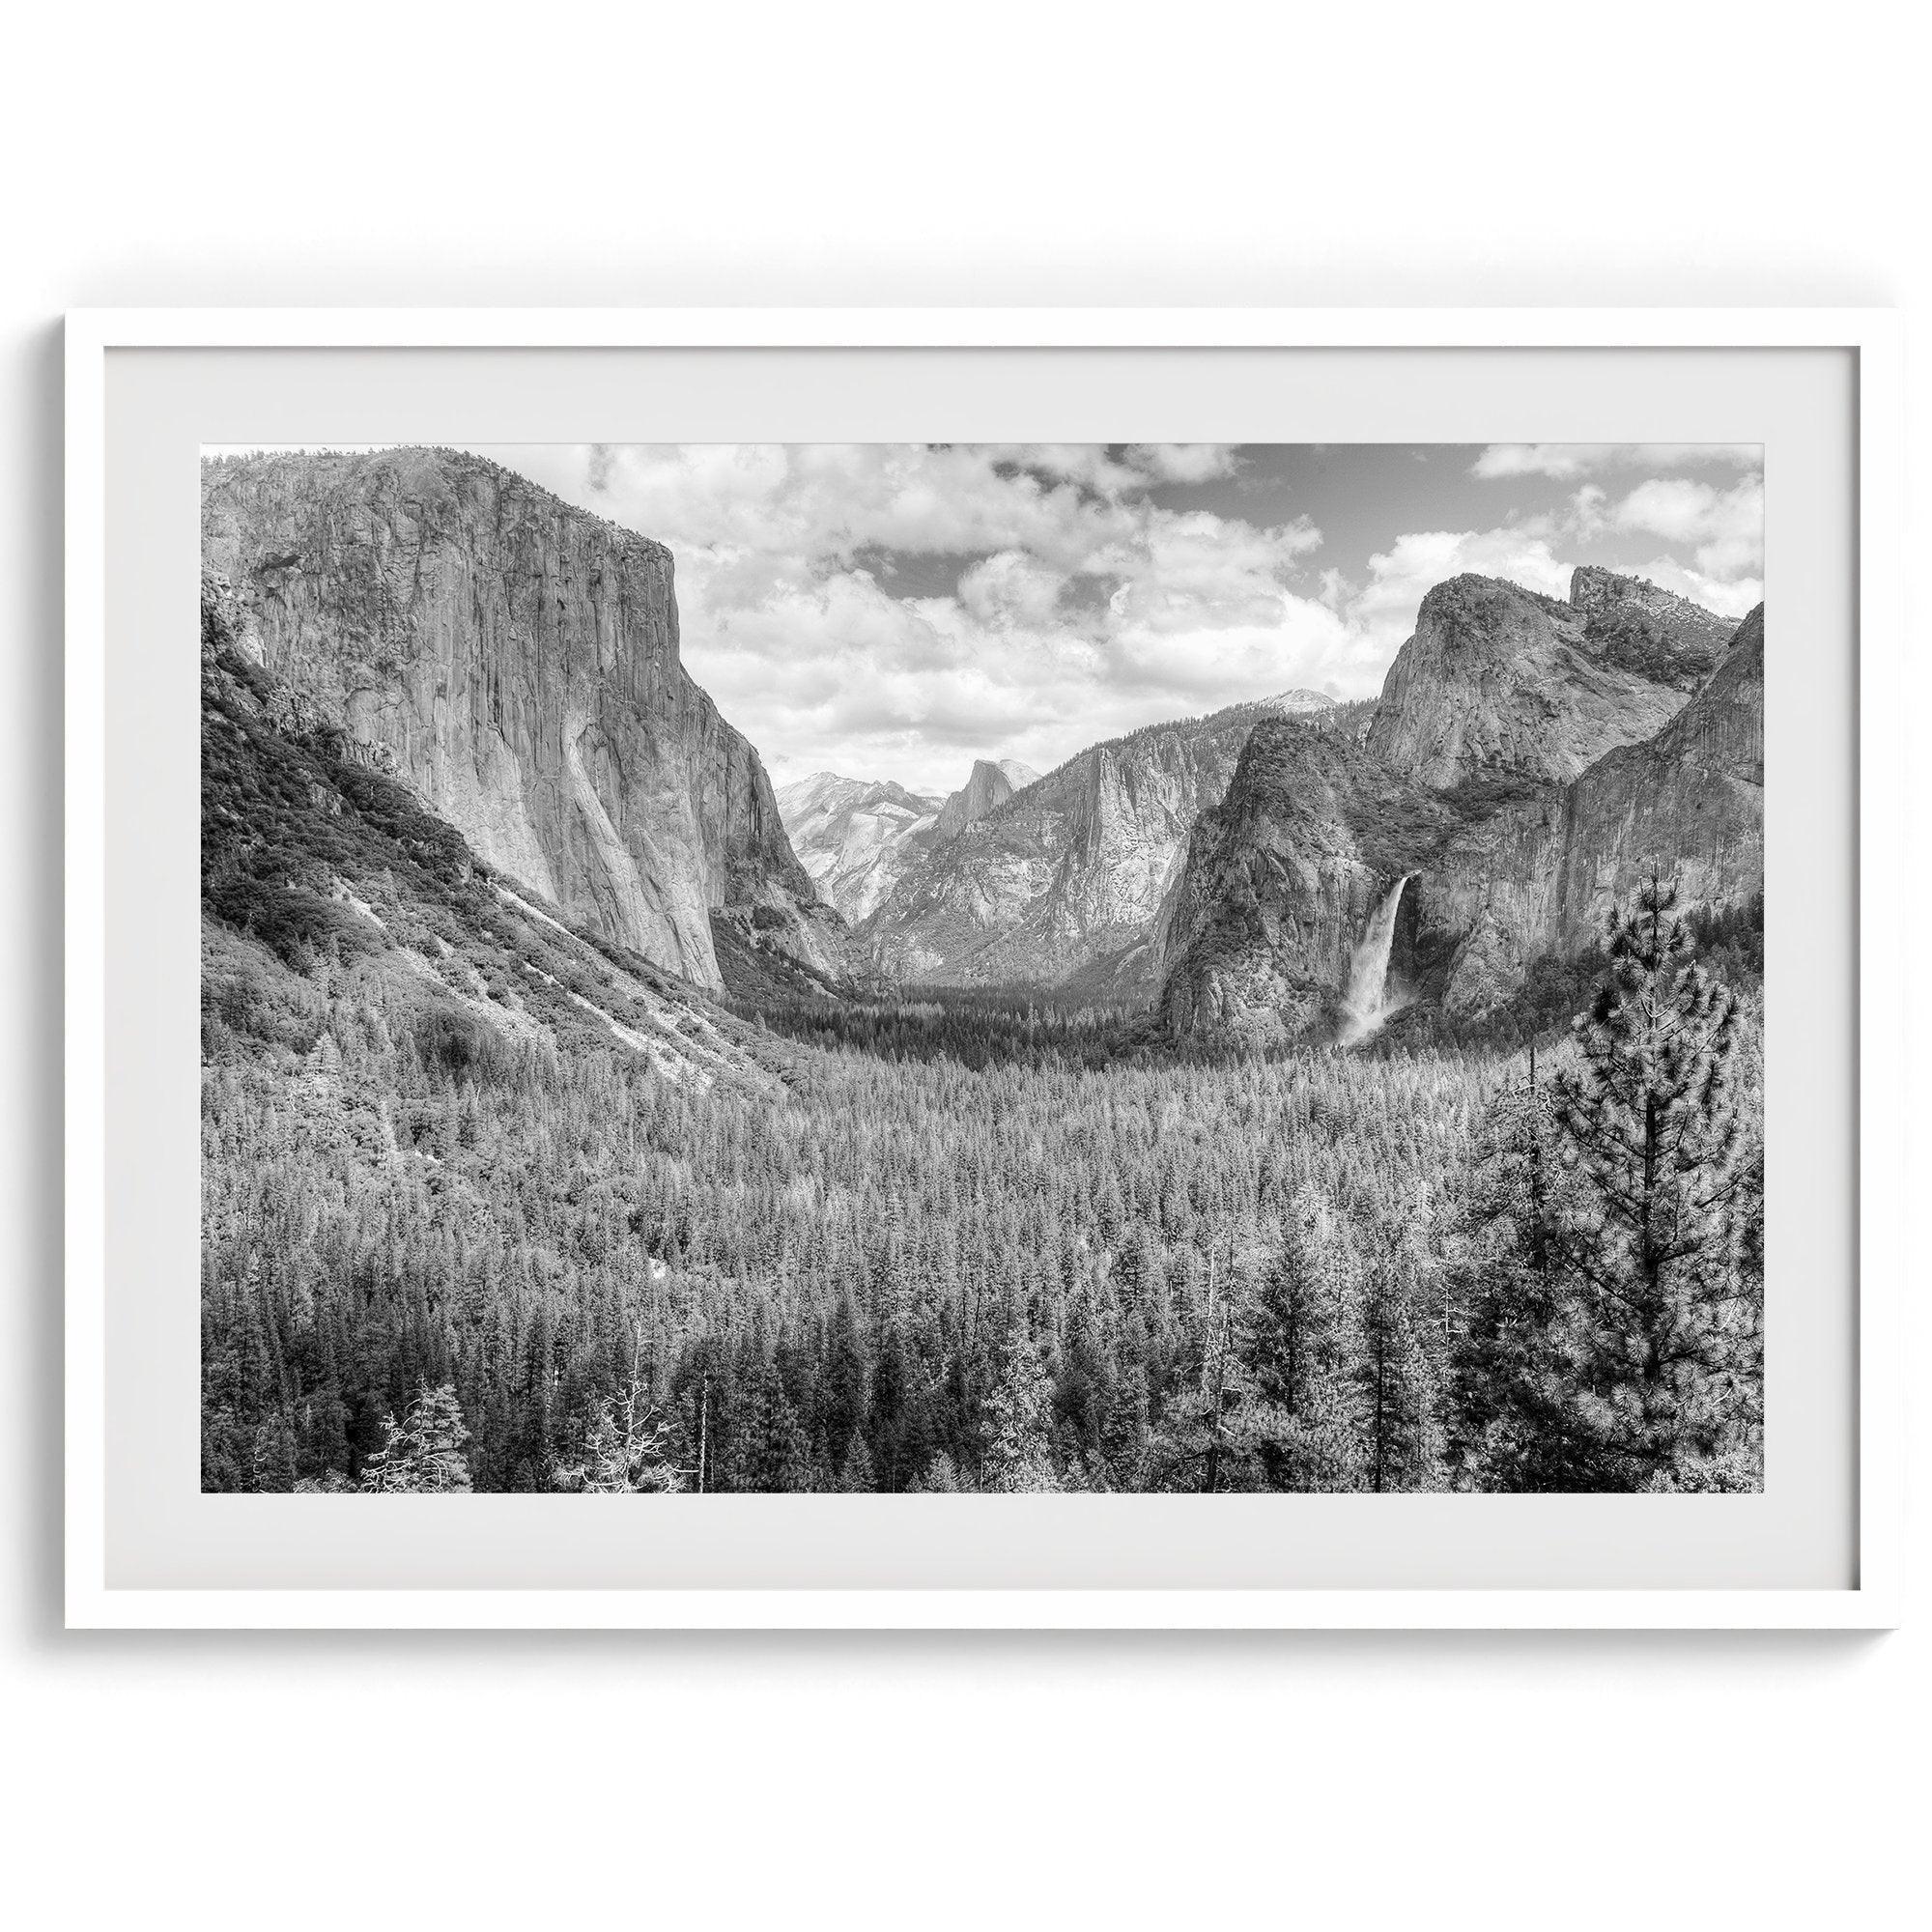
left=462, top=441, right=1762, bottom=793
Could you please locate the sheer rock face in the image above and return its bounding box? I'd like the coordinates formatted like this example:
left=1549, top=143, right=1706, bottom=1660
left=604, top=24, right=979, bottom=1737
left=201, top=447, right=857, bottom=992
left=198, top=571, right=769, bottom=1092
left=1157, top=721, right=1456, bottom=1046
left=933, top=757, right=1037, bottom=840
left=1365, top=567, right=1732, bottom=791
left=860, top=705, right=1283, bottom=989
left=1425, top=606, right=1763, bottom=1014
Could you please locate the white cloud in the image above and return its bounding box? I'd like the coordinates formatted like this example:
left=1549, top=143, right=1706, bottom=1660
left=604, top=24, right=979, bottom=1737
left=1096, top=509, right=1322, bottom=634
left=981, top=443, right=1243, bottom=490
left=1567, top=483, right=1609, bottom=537
left=452, top=442, right=1767, bottom=789
left=539, top=442, right=1145, bottom=579
left=1471, top=442, right=1762, bottom=480
left=981, top=444, right=1148, bottom=495
left=1316, top=567, right=1355, bottom=611
left=956, top=550, right=1069, bottom=629
left=676, top=502, right=1343, bottom=782
left=1124, top=442, right=1244, bottom=484
left=1607, top=475, right=1764, bottom=579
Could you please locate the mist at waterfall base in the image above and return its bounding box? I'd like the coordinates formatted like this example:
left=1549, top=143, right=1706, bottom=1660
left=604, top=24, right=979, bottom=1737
left=1339, top=875, right=1414, bottom=1046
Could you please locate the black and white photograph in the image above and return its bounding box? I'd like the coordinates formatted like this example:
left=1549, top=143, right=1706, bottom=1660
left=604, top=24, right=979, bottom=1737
left=198, top=439, right=1766, bottom=1496
left=21, top=0, right=1932, bottom=1915
left=17, top=0, right=1932, bottom=1913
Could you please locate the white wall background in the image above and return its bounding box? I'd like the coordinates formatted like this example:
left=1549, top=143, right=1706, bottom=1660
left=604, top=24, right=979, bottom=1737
left=3, top=5, right=1921, bottom=1925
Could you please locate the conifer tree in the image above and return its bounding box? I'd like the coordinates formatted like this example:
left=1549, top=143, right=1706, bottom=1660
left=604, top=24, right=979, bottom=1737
left=980, top=1324, right=1061, bottom=1492
left=836, top=1433, right=877, bottom=1492
left=200, top=1321, right=251, bottom=1492
left=358, top=1380, right=473, bottom=1492
left=727, top=1362, right=816, bottom=1492
left=868, top=1322, right=931, bottom=1492
left=1448, top=1070, right=1599, bottom=1491
left=821, top=1293, right=870, bottom=1470
left=913, top=1450, right=966, bottom=1492
left=1054, top=1292, right=1113, bottom=1477
left=1098, top=1361, right=1152, bottom=1489
left=1227, top=1194, right=1359, bottom=1491
left=1348, top=1226, right=1435, bottom=1492
left=1550, top=876, right=1752, bottom=1487
left=552, top=1346, right=684, bottom=1492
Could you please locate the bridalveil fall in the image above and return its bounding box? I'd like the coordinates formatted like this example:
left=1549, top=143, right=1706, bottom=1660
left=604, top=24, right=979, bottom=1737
left=1340, top=874, right=1412, bottom=1045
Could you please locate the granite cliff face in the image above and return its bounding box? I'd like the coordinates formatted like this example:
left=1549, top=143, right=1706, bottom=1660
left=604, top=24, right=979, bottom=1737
left=201, top=447, right=856, bottom=994
left=1423, top=605, right=1763, bottom=1014
left=933, top=757, right=1038, bottom=839
left=1365, top=567, right=1732, bottom=791
left=1160, top=576, right=1762, bottom=1042
left=860, top=700, right=1320, bottom=991
left=199, top=572, right=771, bottom=1091
left=1157, top=720, right=1456, bottom=1045
left=1566, top=563, right=1737, bottom=687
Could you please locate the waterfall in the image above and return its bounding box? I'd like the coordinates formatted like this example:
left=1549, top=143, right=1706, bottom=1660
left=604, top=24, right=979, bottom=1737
left=1339, top=874, right=1412, bottom=1046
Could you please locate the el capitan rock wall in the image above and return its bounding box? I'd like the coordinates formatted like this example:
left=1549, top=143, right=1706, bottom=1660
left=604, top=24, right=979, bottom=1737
left=202, top=446, right=853, bottom=992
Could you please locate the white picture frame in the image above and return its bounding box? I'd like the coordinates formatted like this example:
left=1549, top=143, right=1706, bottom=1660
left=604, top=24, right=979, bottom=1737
left=65, top=308, right=1904, bottom=1630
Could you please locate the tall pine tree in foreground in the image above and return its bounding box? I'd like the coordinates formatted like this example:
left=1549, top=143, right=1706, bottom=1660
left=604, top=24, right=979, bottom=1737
left=1448, top=1065, right=1601, bottom=1492
left=1550, top=876, right=1757, bottom=1490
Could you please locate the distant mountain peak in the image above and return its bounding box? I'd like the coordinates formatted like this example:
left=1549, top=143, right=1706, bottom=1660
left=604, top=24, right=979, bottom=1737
left=934, top=756, right=1037, bottom=840
left=775, top=769, right=946, bottom=923
left=778, top=770, right=936, bottom=817
left=1263, top=689, right=1336, bottom=714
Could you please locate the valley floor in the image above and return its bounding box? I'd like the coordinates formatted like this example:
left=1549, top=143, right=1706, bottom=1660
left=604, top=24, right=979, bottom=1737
left=202, top=935, right=1764, bottom=1495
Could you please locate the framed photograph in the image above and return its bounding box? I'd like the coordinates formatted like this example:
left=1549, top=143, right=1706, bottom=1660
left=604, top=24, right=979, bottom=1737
left=66, top=309, right=1902, bottom=1629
